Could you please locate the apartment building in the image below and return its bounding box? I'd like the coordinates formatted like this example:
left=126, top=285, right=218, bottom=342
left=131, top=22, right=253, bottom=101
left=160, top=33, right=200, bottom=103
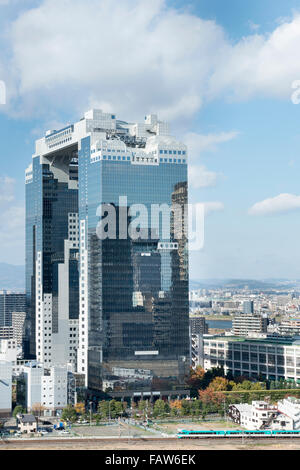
left=232, top=315, right=268, bottom=336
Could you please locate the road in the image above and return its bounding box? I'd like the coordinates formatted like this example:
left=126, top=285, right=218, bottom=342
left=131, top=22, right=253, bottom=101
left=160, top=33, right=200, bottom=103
left=1, top=437, right=300, bottom=450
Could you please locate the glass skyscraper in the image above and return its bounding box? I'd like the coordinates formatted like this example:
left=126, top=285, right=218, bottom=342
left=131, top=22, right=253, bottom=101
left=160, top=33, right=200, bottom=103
left=26, top=110, right=190, bottom=395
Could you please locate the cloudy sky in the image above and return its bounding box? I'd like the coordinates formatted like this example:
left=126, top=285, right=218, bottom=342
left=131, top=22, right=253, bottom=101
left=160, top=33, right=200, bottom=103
left=1, top=0, right=300, bottom=279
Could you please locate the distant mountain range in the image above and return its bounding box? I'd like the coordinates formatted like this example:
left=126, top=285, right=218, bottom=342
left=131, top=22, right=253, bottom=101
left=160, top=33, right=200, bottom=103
left=0, top=263, right=25, bottom=291
left=190, top=278, right=300, bottom=291
left=0, top=263, right=299, bottom=293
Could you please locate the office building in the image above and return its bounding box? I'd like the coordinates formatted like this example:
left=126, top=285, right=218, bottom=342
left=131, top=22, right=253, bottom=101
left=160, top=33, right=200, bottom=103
left=0, top=291, right=26, bottom=327
left=25, top=121, right=80, bottom=366
left=232, top=314, right=268, bottom=336
left=203, top=335, right=300, bottom=383
left=26, top=109, right=190, bottom=394
left=190, top=317, right=209, bottom=335
left=22, top=363, right=68, bottom=416
left=0, top=326, right=14, bottom=340
left=279, top=319, right=300, bottom=336
left=243, top=300, right=254, bottom=314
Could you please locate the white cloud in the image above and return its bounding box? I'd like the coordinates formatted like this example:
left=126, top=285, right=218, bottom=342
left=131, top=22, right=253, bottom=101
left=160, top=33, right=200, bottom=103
left=0, top=175, right=24, bottom=263
left=249, top=193, right=300, bottom=216
left=184, top=130, right=239, bottom=163
left=1, top=0, right=299, bottom=121
left=189, top=165, right=218, bottom=189
left=203, top=201, right=225, bottom=215
left=185, top=130, right=237, bottom=189
left=248, top=21, right=260, bottom=32
left=0, top=176, right=15, bottom=203
left=209, top=14, right=300, bottom=101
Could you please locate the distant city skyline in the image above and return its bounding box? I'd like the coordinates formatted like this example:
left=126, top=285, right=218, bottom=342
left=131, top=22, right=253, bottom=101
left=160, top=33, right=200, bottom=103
left=1, top=0, right=300, bottom=279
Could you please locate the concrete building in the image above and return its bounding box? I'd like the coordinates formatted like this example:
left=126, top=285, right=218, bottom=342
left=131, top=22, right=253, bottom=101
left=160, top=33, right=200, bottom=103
left=17, top=414, right=37, bottom=434
left=229, top=398, right=300, bottom=430
left=279, top=319, right=300, bottom=337
left=277, top=397, right=300, bottom=429
left=190, top=317, right=209, bottom=335
left=190, top=334, right=204, bottom=369
left=0, top=339, right=19, bottom=362
left=12, top=312, right=26, bottom=349
left=0, top=361, right=12, bottom=417
left=229, top=401, right=293, bottom=430
left=232, top=315, right=268, bottom=336
left=203, top=334, right=300, bottom=383
left=22, top=363, right=68, bottom=416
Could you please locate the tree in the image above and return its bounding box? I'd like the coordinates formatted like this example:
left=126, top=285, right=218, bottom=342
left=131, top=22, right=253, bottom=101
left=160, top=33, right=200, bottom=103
left=61, top=405, right=77, bottom=423
left=13, top=405, right=25, bottom=418
left=153, top=400, right=169, bottom=418
left=187, top=367, right=205, bottom=390
left=198, top=388, right=225, bottom=406
left=31, top=403, right=45, bottom=417
left=75, top=403, right=85, bottom=415
left=113, top=401, right=125, bottom=418
left=170, top=400, right=182, bottom=416
left=98, top=401, right=109, bottom=419
left=209, top=377, right=229, bottom=392
left=138, top=400, right=148, bottom=414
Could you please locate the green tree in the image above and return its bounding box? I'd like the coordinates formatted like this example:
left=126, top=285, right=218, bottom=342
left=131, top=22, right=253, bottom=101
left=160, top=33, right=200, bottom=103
left=153, top=399, right=169, bottom=418
left=98, top=401, right=109, bottom=419
left=61, top=405, right=77, bottom=423
left=13, top=405, right=25, bottom=418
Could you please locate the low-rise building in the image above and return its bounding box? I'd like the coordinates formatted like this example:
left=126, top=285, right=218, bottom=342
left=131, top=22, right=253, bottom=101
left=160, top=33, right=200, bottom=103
left=17, top=414, right=37, bottom=434
left=229, top=398, right=300, bottom=430
left=277, top=397, right=300, bottom=429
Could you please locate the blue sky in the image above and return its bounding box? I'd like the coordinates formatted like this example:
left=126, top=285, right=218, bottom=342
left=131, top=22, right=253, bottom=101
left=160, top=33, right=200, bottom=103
left=1, top=0, right=300, bottom=279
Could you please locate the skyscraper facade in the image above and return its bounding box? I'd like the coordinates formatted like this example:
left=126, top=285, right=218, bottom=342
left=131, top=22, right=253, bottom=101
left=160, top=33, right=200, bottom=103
left=26, top=109, right=190, bottom=393
left=25, top=127, right=79, bottom=365
left=0, top=291, right=26, bottom=327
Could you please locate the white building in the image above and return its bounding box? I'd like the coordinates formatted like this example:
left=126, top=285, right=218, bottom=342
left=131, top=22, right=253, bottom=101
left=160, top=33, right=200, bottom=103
left=229, top=399, right=300, bottom=430
left=0, top=361, right=12, bottom=416
left=277, top=397, right=300, bottom=429
left=203, top=335, right=300, bottom=383
left=12, top=311, right=26, bottom=348
left=22, top=363, right=68, bottom=416
left=232, top=315, right=268, bottom=336
left=0, top=339, right=19, bottom=362
left=190, top=334, right=204, bottom=369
